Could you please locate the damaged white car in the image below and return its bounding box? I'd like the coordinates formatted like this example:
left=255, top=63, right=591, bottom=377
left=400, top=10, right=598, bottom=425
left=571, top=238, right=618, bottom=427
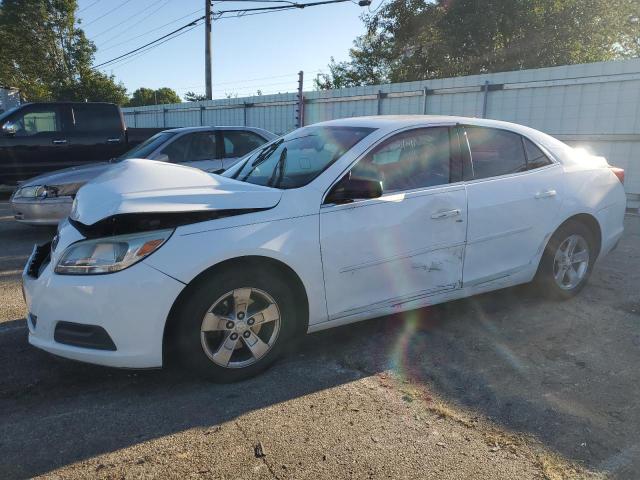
left=22, top=116, right=626, bottom=381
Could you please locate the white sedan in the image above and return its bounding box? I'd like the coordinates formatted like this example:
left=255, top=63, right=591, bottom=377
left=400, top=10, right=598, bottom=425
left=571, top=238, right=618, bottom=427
left=22, top=116, right=626, bottom=381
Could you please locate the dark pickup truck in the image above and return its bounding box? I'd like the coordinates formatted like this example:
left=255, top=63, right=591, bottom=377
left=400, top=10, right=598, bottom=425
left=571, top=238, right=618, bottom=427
left=0, top=102, right=160, bottom=185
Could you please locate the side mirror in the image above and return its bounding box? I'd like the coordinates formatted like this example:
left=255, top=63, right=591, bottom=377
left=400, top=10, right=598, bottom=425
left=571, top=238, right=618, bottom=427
left=2, top=121, right=17, bottom=136
left=154, top=153, right=169, bottom=163
left=326, top=174, right=383, bottom=204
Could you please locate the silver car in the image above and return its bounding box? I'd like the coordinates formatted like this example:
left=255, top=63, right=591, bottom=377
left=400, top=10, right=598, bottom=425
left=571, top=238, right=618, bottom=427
left=10, top=126, right=276, bottom=225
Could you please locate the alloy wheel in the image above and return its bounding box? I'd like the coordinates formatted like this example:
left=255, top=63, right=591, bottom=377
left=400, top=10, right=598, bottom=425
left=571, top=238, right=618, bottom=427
left=552, top=234, right=590, bottom=290
left=200, top=288, right=281, bottom=368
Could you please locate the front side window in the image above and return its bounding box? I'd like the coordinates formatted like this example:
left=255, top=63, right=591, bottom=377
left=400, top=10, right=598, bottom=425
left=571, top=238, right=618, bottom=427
left=160, top=132, right=217, bottom=163
left=228, top=126, right=375, bottom=189
left=466, top=127, right=527, bottom=179
left=12, top=108, right=60, bottom=136
left=223, top=131, right=266, bottom=158
left=350, top=127, right=452, bottom=192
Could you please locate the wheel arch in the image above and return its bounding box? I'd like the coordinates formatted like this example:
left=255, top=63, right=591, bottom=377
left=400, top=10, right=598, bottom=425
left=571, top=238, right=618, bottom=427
left=162, top=255, right=310, bottom=365
left=544, top=212, right=602, bottom=262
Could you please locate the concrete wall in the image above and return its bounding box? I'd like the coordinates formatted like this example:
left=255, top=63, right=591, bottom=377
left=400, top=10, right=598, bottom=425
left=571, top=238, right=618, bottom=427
left=121, top=59, right=640, bottom=207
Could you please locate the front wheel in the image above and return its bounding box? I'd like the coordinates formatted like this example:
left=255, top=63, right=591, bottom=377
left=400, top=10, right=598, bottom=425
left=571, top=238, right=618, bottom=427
left=173, top=267, right=298, bottom=382
left=535, top=221, right=596, bottom=299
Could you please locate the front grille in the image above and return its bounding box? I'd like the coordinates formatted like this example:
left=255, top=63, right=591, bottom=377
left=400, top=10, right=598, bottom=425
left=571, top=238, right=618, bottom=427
left=54, top=322, right=117, bottom=351
left=26, top=242, right=51, bottom=278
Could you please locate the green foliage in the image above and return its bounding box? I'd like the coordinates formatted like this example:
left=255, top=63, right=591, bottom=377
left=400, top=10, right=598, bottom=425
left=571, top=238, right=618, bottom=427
left=316, top=0, right=640, bottom=89
left=128, top=87, right=181, bottom=107
left=0, top=0, right=128, bottom=103
left=184, top=91, right=208, bottom=102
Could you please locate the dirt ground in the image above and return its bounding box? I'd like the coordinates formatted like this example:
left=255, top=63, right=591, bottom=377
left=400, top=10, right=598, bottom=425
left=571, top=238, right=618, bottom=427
left=1, top=198, right=638, bottom=479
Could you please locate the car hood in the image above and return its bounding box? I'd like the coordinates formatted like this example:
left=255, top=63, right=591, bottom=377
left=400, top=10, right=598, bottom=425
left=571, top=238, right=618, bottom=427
left=19, top=162, right=111, bottom=189
left=72, top=158, right=282, bottom=226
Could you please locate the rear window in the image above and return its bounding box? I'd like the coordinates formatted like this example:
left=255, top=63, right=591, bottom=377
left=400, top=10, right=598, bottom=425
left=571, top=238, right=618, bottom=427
left=72, top=104, right=121, bottom=132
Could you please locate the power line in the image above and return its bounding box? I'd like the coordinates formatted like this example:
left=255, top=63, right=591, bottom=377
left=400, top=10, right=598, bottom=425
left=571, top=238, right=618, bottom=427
left=95, top=17, right=205, bottom=68
left=79, top=0, right=101, bottom=13
left=82, top=0, right=134, bottom=27
left=92, top=0, right=170, bottom=39
left=97, top=8, right=203, bottom=51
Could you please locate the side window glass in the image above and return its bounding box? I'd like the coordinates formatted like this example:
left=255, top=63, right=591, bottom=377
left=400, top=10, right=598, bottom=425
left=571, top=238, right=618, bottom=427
left=523, top=138, right=552, bottom=170
left=187, top=132, right=217, bottom=161
left=160, top=134, right=192, bottom=163
left=466, top=127, right=527, bottom=179
left=13, top=109, right=60, bottom=136
left=223, top=131, right=266, bottom=158
left=351, top=127, right=451, bottom=192
left=72, top=104, right=121, bottom=132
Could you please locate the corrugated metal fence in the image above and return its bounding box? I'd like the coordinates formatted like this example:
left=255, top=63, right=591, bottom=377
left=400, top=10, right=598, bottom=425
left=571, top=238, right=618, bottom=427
left=122, top=59, right=640, bottom=207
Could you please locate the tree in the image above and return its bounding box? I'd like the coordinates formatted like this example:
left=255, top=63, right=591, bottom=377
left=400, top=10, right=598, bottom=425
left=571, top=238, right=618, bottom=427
left=0, top=0, right=128, bottom=103
left=184, top=91, right=208, bottom=102
left=127, top=87, right=181, bottom=107
left=317, top=0, right=640, bottom=89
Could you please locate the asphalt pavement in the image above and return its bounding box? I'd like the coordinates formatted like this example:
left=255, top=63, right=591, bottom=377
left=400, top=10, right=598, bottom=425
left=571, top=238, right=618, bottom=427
left=1, top=198, right=638, bottom=479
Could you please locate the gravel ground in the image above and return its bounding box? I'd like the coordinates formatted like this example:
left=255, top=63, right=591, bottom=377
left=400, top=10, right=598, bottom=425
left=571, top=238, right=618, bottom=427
left=0, top=198, right=638, bottom=479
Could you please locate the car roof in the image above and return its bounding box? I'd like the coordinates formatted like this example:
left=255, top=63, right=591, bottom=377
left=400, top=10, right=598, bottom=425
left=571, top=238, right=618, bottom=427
left=314, top=115, right=567, bottom=154
left=162, top=126, right=272, bottom=134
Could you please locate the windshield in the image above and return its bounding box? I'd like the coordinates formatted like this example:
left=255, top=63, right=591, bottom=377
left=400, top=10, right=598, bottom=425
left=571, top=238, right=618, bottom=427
left=117, top=131, right=177, bottom=161
left=225, top=125, right=375, bottom=189
left=0, top=106, right=19, bottom=123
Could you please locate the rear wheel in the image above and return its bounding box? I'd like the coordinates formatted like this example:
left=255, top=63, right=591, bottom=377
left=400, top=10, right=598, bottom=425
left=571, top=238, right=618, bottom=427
left=174, top=267, right=297, bottom=382
left=535, top=221, right=596, bottom=299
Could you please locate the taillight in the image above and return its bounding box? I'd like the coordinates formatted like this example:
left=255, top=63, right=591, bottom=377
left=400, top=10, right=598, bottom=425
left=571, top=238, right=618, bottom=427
left=610, top=167, right=624, bottom=184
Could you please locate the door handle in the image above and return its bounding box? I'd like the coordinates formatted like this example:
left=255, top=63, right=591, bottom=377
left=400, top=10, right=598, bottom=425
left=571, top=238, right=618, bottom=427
left=52, top=139, right=67, bottom=145
left=431, top=208, right=461, bottom=219
left=107, top=138, right=121, bottom=143
left=535, top=189, right=557, bottom=199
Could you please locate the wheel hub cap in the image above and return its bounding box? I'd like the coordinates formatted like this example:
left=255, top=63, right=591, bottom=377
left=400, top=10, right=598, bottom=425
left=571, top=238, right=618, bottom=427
left=552, top=234, right=589, bottom=290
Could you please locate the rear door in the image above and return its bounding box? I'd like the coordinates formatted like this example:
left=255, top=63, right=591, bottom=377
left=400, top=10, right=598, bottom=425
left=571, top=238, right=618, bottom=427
left=66, top=103, right=125, bottom=164
left=0, top=104, right=69, bottom=182
left=220, top=130, right=270, bottom=170
left=461, top=126, right=564, bottom=286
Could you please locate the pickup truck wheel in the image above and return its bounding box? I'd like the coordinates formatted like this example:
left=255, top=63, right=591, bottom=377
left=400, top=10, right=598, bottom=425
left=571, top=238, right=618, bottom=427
left=535, top=221, right=595, bottom=300
left=174, top=268, right=297, bottom=382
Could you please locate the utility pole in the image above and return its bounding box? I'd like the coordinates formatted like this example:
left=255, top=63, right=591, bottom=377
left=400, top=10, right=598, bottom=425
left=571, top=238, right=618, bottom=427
left=205, top=0, right=212, bottom=100
left=296, top=70, right=304, bottom=128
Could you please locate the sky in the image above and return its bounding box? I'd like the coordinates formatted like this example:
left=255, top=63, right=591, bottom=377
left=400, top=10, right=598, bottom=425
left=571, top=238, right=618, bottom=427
left=76, top=0, right=375, bottom=99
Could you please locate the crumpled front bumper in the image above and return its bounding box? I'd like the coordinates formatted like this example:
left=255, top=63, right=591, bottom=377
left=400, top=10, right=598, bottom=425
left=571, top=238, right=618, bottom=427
left=22, top=244, right=186, bottom=369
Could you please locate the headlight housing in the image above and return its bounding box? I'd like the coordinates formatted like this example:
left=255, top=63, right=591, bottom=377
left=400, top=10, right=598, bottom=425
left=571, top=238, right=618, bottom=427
left=14, top=185, right=45, bottom=198
left=55, top=229, right=173, bottom=275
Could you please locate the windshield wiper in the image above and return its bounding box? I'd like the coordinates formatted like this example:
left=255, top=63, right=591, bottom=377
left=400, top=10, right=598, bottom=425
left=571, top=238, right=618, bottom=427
left=268, top=147, right=287, bottom=187
left=238, top=139, right=284, bottom=181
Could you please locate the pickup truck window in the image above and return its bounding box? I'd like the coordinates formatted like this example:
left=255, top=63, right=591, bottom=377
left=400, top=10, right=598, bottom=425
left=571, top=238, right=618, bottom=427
left=12, top=107, right=61, bottom=137
left=72, top=104, right=121, bottom=132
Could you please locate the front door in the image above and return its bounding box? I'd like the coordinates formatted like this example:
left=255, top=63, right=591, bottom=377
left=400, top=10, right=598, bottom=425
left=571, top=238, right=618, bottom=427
left=319, top=126, right=467, bottom=320
left=0, top=104, right=69, bottom=183
left=461, top=126, right=564, bottom=286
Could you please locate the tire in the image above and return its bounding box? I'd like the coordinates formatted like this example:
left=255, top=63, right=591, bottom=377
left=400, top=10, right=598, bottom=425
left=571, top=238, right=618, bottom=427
left=535, top=220, right=596, bottom=300
left=173, top=266, right=298, bottom=382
